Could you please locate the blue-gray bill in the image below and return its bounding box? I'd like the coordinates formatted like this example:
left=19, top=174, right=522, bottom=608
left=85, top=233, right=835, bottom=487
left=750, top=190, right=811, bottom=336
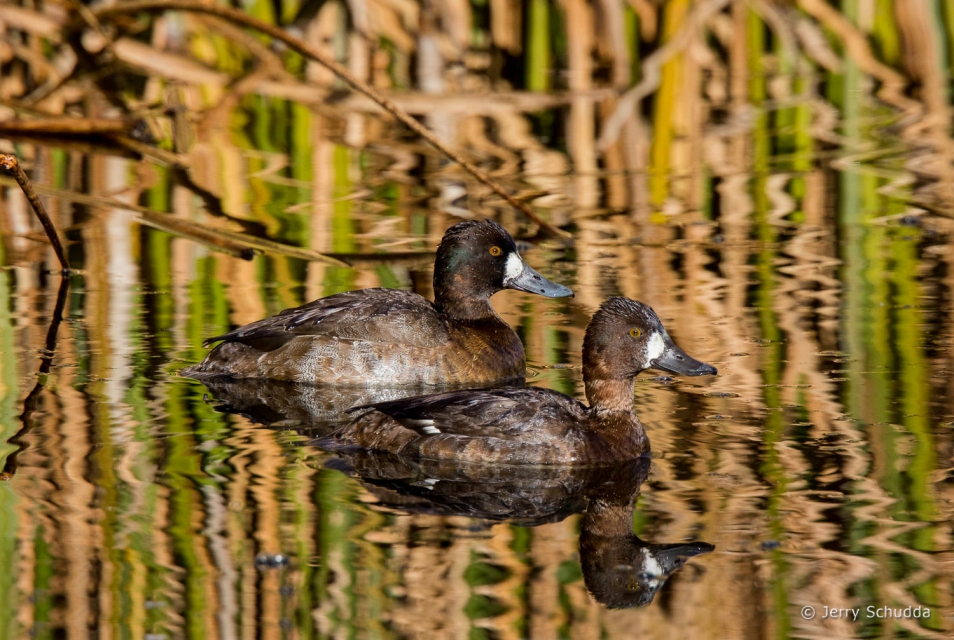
left=649, top=541, right=716, bottom=567
left=652, top=341, right=717, bottom=376
left=504, top=257, right=574, bottom=298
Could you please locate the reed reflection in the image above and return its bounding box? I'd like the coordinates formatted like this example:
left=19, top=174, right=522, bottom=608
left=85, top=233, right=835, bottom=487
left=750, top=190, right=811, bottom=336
left=2, top=0, right=954, bottom=635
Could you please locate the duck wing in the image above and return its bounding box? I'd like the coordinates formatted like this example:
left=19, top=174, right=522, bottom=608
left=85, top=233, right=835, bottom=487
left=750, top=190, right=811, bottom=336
left=354, top=387, right=589, bottom=439
left=204, top=289, right=449, bottom=350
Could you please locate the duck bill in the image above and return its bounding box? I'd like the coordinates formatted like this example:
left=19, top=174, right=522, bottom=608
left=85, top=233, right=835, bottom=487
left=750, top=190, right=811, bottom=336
left=648, top=541, right=716, bottom=570
left=651, top=340, right=717, bottom=376
left=502, top=254, right=574, bottom=298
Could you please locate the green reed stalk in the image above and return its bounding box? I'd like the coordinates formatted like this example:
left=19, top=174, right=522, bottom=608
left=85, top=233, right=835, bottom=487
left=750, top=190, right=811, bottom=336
left=0, top=265, right=16, bottom=638
left=838, top=0, right=866, bottom=429
left=745, top=9, right=794, bottom=638
left=328, top=145, right=358, bottom=296
left=314, top=468, right=358, bottom=635
left=891, top=230, right=942, bottom=629
left=774, top=17, right=797, bottom=166
left=167, top=258, right=235, bottom=635
left=526, top=0, right=552, bottom=92
left=625, top=4, right=641, bottom=84
left=30, top=527, right=54, bottom=639
left=650, top=0, right=689, bottom=208
left=941, top=0, right=954, bottom=78
left=137, top=177, right=178, bottom=636
left=289, top=469, right=316, bottom=640
left=874, top=0, right=901, bottom=64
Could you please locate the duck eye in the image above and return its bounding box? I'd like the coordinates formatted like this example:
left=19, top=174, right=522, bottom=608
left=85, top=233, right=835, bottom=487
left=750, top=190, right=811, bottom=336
left=489, top=246, right=502, bottom=256
left=629, top=328, right=642, bottom=338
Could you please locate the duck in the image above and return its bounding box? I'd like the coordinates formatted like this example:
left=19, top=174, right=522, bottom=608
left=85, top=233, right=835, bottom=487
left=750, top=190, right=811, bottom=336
left=180, top=219, right=573, bottom=386
left=319, top=297, right=717, bottom=464
left=322, top=452, right=651, bottom=526
left=320, top=451, right=714, bottom=609
left=579, top=481, right=714, bottom=609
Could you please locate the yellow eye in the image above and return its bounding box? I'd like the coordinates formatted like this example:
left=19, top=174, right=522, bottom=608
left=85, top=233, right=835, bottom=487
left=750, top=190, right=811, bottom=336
left=629, top=328, right=642, bottom=338
left=489, top=246, right=502, bottom=256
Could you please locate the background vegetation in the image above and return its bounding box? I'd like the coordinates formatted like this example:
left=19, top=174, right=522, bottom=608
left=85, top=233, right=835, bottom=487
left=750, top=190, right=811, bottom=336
left=0, top=0, right=952, bottom=638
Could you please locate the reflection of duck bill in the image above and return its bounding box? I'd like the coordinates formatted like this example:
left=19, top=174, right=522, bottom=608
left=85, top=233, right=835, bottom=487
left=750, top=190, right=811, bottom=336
left=583, top=536, right=715, bottom=610
left=641, top=540, right=716, bottom=572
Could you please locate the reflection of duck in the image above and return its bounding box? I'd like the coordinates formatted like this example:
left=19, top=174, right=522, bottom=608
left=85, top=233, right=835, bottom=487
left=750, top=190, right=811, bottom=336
left=193, top=376, right=523, bottom=434
left=322, top=298, right=717, bottom=464
left=325, top=453, right=649, bottom=526
left=181, top=220, right=572, bottom=386
left=324, top=452, right=713, bottom=608
left=580, top=492, right=714, bottom=609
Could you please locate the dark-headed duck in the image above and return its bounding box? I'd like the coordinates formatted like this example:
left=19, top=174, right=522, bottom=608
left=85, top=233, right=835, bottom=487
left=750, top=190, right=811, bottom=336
left=320, top=297, right=717, bottom=464
left=180, top=220, right=572, bottom=386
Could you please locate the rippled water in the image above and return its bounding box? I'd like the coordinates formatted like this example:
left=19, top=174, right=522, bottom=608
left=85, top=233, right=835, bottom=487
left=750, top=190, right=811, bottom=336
left=2, top=131, right=951, bottom=638
left=3, top=4, right=954, bottom=634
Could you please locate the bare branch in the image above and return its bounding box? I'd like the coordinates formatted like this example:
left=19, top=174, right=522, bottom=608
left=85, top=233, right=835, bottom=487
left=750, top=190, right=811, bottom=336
left=0, top=153, right=71, bottom=272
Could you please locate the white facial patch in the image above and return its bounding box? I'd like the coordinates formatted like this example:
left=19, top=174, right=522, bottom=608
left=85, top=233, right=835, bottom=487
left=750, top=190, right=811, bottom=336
left=421, top=425, right=441, bottom=435
left=640, top=548, right=663, bottom=577
left=645, top=332, right=666, bottom=367
left=504, top=252, right=524, bottom=282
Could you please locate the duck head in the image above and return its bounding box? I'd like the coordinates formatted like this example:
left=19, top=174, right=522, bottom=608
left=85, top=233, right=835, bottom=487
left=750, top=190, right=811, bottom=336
left=578, top=457, right=714, bottom=609
left=581, top=531, right=715, bottom=609
left=433, top=220, right=573, bottom=315
left=582, top=297, right=717, bottom=383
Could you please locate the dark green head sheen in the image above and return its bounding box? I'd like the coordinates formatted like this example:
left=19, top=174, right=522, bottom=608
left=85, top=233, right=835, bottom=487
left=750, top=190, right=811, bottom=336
left=433, top=220, right=573, bottom=307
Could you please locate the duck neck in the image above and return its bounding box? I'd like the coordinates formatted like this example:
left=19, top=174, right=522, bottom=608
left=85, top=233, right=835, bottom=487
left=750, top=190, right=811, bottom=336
left=435, top=296, right=500, bottom=322
left=433, top=270, right=500, bottom=322
left=582, top=494, right=639, bottom=539
left=583, top=377, right=648, bottom=455
left=583, top=378, right=637, bottom=414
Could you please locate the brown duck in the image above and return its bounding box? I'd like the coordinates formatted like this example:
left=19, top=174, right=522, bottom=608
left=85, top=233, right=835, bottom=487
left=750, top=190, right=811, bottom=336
left=181, top=220, right=572, bottom=385
left=321, top=297, right=718, bottom=464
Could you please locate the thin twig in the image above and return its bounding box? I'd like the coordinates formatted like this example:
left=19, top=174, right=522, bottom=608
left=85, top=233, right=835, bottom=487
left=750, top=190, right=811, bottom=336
left=109, top=134, right=190, bottom=168
left=0, top=175, right=350, bottom=266
left=0, top=154, right=71, bottom=272
left=0, top=116, right=139, bottom=136
left=89, top=0, right=571, bottom=239
left=1, top=276, right=70, bottom=481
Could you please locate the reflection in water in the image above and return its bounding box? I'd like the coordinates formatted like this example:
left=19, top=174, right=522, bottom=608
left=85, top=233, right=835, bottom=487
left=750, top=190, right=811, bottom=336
left=325, top=452, right=713, bottom=609
left=1, top=2, right=954, bottom=637
left=1, top=276, right=69, bottom=480
left=197, top=376, right=525, bottom=434
left=579, top=492, right=714, bottom=610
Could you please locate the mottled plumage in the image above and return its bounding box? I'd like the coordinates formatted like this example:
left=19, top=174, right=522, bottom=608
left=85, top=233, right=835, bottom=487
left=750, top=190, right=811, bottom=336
left=321, top=297, right=718, bottom=465
left=180, top=220, right=572, bottom=385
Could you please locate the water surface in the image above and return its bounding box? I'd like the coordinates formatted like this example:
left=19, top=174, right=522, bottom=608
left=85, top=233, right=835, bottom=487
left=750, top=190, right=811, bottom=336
left=1, top=2, right=953, bottom=638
